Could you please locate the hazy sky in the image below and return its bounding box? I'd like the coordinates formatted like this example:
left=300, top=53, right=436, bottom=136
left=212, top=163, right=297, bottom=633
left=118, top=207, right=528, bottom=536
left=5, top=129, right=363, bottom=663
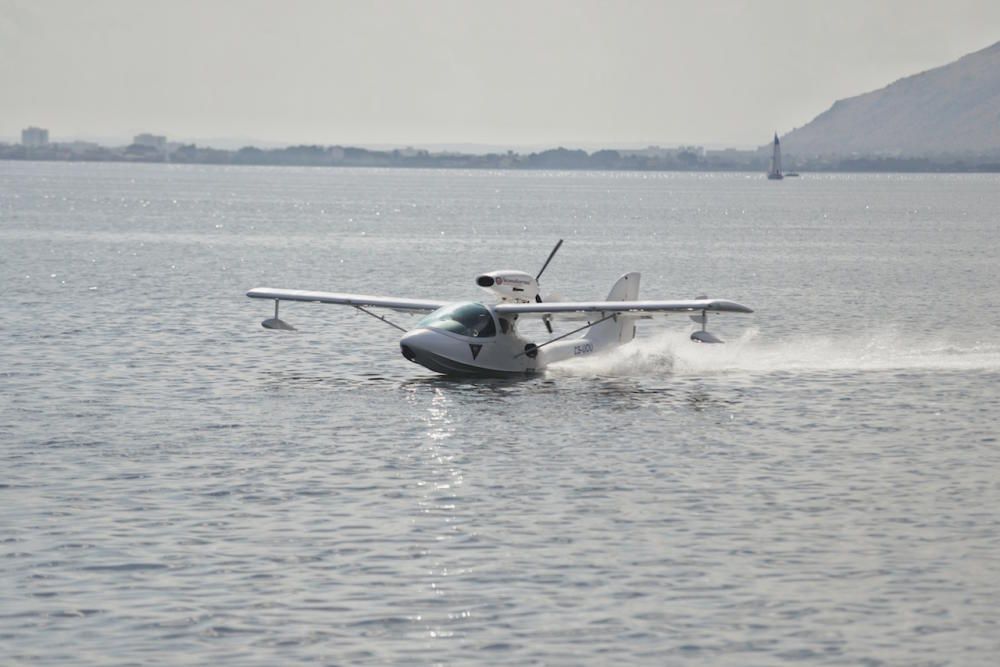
left=2, top=0, right=999, bottom=148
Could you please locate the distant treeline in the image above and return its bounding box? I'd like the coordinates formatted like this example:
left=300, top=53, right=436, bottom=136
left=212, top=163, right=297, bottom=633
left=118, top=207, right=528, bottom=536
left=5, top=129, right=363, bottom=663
left=2, top=142, right=1000, bottom=173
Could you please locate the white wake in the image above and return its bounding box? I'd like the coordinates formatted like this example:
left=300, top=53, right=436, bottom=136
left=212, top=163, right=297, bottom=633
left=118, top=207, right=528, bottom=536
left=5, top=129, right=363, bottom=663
left=549, top=328, right=1000, bottom=377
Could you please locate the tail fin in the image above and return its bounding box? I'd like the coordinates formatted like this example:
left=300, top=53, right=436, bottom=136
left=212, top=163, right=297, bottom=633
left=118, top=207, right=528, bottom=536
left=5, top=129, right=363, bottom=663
left=583, top=272, right=640, bottom=347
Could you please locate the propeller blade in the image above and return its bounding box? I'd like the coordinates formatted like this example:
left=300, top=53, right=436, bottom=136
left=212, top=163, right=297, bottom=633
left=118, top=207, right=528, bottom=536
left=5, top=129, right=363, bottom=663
left=534, top=239, right=562, bottom=333
left=535, top=239, right=564, bottom=281
left=535, top=294, right=553, bottom=333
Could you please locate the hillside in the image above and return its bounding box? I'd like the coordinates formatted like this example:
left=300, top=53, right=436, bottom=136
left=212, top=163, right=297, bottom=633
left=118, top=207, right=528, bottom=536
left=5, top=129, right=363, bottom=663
left=781, top=40, right=1000, bottom=157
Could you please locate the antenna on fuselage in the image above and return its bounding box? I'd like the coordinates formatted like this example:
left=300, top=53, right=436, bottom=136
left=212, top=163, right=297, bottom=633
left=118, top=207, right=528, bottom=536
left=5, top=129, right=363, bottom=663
left=534, top=239, right=563, bottom=334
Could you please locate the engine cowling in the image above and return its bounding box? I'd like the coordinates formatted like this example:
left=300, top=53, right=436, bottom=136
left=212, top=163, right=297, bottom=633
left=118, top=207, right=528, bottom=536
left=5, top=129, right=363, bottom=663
left=475, top=270, right=539, bottom=302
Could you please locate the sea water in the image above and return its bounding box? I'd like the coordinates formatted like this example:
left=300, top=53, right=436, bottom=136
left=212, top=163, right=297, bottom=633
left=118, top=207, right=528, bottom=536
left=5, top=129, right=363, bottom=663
left=2, top=162, right=999, bottom=665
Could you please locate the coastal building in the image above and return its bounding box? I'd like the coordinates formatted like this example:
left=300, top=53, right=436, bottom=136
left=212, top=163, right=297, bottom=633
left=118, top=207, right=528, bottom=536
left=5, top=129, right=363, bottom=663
left=21, top=127, right=49, bottom=147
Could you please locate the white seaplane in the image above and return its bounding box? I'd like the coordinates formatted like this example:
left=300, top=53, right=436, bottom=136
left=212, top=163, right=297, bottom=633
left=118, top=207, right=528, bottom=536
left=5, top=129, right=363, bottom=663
left=247, top=241, right=753, bottom=377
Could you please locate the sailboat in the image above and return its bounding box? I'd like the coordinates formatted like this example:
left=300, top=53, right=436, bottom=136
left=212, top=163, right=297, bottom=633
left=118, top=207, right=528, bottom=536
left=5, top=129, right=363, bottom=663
left=767, top=132, right=783, bottom=180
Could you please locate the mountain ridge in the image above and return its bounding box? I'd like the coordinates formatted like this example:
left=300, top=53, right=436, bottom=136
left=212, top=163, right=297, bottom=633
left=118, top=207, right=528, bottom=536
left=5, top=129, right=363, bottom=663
left=781, top=40, right=1000, bottom=157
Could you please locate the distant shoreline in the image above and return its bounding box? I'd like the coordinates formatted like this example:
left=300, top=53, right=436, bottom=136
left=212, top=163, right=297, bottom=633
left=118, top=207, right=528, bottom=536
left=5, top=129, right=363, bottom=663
left=3, top=144, right=1000, bottom=174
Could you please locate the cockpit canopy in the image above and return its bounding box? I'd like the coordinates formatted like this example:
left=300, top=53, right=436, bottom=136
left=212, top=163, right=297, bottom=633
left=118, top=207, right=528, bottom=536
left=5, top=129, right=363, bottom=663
left=417, top=302, right=496, bottom=338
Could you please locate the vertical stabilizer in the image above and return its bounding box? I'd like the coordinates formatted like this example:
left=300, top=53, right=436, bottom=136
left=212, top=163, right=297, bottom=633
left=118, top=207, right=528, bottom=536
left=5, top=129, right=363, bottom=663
left=583, top=272, right=640, bottom=347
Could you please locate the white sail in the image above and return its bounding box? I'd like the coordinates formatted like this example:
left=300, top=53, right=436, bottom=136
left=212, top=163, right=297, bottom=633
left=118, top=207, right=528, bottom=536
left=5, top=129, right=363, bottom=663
left=768, top=132, right=783, bottom=179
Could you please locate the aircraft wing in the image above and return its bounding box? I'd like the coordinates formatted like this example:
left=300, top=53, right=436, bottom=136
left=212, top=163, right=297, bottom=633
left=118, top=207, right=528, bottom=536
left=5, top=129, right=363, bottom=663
left=247, top=287, right=447, bottom=313
left=494, top=298, right=753, bottom=318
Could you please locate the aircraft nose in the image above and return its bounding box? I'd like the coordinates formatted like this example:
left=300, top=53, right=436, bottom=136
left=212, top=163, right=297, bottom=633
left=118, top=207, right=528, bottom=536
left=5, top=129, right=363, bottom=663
left=399, top=328, right=433, bottom=363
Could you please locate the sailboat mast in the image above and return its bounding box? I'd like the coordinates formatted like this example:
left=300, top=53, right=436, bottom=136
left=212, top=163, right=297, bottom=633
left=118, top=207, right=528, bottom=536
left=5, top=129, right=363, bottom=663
left=768, top=132, right=783, bottom=179
left=773, top=134, right=782, bottom=174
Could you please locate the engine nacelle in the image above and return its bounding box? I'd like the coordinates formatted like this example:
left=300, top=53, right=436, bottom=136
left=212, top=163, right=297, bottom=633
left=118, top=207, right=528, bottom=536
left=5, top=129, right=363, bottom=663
left=475, top=270, right=539, bottom=302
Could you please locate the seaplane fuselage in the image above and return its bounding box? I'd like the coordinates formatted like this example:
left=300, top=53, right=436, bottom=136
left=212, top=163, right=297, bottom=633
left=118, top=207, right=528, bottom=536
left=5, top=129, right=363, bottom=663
left=398, top=301, right=607, bottom=376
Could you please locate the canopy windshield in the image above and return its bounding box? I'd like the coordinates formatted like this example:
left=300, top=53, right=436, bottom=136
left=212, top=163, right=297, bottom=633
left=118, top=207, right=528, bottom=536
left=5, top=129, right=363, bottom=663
left=417, top=303, right=496, bottom=338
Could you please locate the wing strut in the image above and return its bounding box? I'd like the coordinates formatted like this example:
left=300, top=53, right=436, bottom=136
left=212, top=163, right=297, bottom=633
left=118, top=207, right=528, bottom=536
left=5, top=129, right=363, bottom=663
left=515, top=313, right=617, bottom=358
left=353, top=306, right=408, bottom=332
